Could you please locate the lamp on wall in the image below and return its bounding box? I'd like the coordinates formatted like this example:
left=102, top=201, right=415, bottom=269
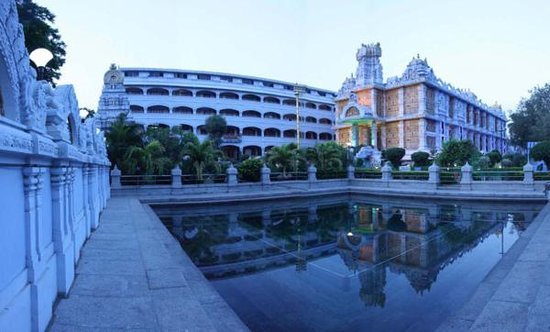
left=29, top=48, right=53, bottom=81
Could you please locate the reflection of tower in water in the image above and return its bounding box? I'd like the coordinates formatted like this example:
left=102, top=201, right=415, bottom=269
left=358, top=265, right=387, bottom=307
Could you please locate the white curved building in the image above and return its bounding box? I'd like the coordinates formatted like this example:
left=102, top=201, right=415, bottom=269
left=98, top=65, right=336, bottom=158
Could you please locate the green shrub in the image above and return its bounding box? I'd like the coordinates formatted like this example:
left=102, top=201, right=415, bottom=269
left=486, top=150, right=502, bottom=167
left=237, top=158, right=263, bottom=182
left=436, top=140, right=480, bottom=167
left=382, top=147, right=406, bottom=168
left=531, top=141, right=550, bottom=168
left=411, top=151, right=431, bottom=167
left=502, top=152, right=526, bottom=167
left=501, top=158, right=513, bottom=168
left=476, top=156, right=491, bottom=169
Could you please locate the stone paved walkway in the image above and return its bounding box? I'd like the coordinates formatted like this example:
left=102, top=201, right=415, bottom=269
left=439, top=202, right=550, bottom=331
left=48, top=197, right=248, bottom=331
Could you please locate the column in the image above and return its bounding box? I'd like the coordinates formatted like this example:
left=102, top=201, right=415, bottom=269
left=398, top=87, right=405, bottom=116
left=381, top=125, right=387, bottom=150
left=418, top=118, right=426, bottom=150
left=351, top=123, right=359, bottom=147
left=398, top=121, right=404, bottom=148
left=418, top=84, right=426, bottom=115
left=371, top=121, right=377, bottom=148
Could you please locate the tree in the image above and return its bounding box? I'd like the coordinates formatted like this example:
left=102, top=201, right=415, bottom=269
left=436, top=140, right=480, bottom=167
left=124, top=140, right=171, bottom=175
left=204, top=115, right=227, bottom=148
left=183, top=140, right=221, bottom=181
left=266, top=143, right=304, bottom=176
left=17, top=0, right=66, bottom=84
left=382, top=147, right=405, bottom=168
left=530, top=141, right=550, bottom=168
left=305, top=142, right=345, bottom=173
left=144, top=127, right=198, bottom=169
left=502, top=152, right=526, bottom=167
left=237, top=158, right=263, bottom=182
left=486, top=150, right=502, bottom=167
left=508, top=84, right=550, bottom=148
left=105, top=114, right=143, bottom=173
left=411, top=151, right=431, bottom=167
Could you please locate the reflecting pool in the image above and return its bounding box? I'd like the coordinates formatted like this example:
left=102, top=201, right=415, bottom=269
left=153, top=196, right=544, bottom=331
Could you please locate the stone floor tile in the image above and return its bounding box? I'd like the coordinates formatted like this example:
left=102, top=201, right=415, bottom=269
left=470, top=300, right=528, bottom=332
left=70, top=273, right=149, bottom=297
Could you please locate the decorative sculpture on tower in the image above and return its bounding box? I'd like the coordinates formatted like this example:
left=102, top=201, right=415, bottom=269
left=355, top=42, right=383, bottom=87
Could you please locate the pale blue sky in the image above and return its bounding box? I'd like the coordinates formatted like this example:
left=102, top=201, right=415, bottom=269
left=37, top=0, right=550, bottom=113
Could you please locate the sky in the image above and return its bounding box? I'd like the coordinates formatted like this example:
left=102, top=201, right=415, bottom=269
left=36, top=0, right=550, bottom=114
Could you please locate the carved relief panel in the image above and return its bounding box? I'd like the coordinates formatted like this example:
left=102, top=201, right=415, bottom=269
left=437, top=91, right=449, bottom=116
left=376, top=90, right=384, bottom=116
left=426, top=87, right=436, bottom=115
left=385, top=122, right=400, bottom=147
left=386, top=89, right=399, bottom=117
left=426, top=119, right=436, bottom=132
left=404, top=119, right=419, bottom=149
left=357, top=89, right=372, bottom=106
left=404, top=86, right=419, bottom=114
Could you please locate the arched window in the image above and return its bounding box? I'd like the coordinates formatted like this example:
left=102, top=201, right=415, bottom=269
left=242, top=110, right=261, bottom=118
left=305, top=116, right=317, bottom=123
left=319, top=118, right=332, bottom=125
left=66, top=116, right=75, bottom=144
left=305, top=102, right=317, bottom=109
left=345, top=107, right=359, bottom=117
left=319, top=133, right=332, bottom=140
left=126, top=87, right=143, bottom=95
left=283, top=114, right=297, bottom=121
left=283, top=99, right=296, bottom=106
left=0, top=92, right=5, bottom=116
left=305, top=131, right=317, bottom=140
left=172, top=89, right=193, bottom=96
left=178, top=124, right=193, bottom=132
left=225, top=126, right=240, bottom=136
left=243, top=145, right=262, bottom=157
left=220, top=109, right=239, bottom=116
left=242, top=127, right=261, bottom=136
left=319, top=104, right=332, bottom=111
left=264, top=112, right=281, bottom=119
left=242, top=94, right=261, bottom=102
left=130, top=105, right=144, bottom=113
left=263, top=96, right=280, bottom=104
left=147, top=105, right=169, bottom=113
left=147, top=88, right=169, bottom=96
left=196, top=125, right=207, bottom=135
left=283, top=129, right=297, bottom=138
left=196, top=90, right=216, bottom=98
left=173, top=106, right=193, bottom=114
left=220, top=92, right=239, bottom=99
left=264, top=128, right=281, bottom=137
left=196, top=107, right=216, bottom=115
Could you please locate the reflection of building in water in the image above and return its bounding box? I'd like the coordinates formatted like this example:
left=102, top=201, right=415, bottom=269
left=337, top=205, right=524, bottom=306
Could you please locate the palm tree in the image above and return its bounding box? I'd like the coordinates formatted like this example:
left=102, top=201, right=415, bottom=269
left=124, top=140, right=171, bottom=175
left=105, top=114, right=143, bottom=172
left=306, top=142, right=345, bottom=172
left=183, top=140, right=221, bottom=181
left=266, top=143, right=305, bottom=177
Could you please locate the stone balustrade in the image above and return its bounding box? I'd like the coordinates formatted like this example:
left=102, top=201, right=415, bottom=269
left=0, top=3, right=110, bottom=331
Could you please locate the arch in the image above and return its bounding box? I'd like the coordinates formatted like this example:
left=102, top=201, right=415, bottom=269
left=263, top=96, right=280, bottom=104
left=242, top=110, right=261, bottom=118
left=264, top=112, right=281, bottom=119
left=305, top=116, right=317, bottom=123
left=225, top=126, right=240, bottom=136
left=126, top=87, right=143, bottom=95
left=172, top=89, right=193, bottom=96
left=264, top=128, right=281, bottom=137
left=220, top=109, right=239, bottom=117
left=147, top=105, right=169, bottom=113
left=222, top=145, right=240, bottom=160
left=196, top=107, right=216, bottom=115
left=196, top=125, right=208, bottom=135
left=130, top=105, right=144, bottom=113
left=305, top=131, right=317, bottom=140
left=147, top=123, right=169, bottom=130
left=283, top=99, right=296, bottom=106
left=283, top=129, right=297, bottom=138
left=283, top=114, right=297, bottom=121
left=319, top=118, right=332, bottom=125
left=242, top=94, right=261, bottom=102
left=319, top=104, right=332, bottom=111
left=305, top=102, right=317, bottom=109
left=243, top=145, right=262, bottom=157
left=196, top=90, right=216, bottom=98
left=242, top=127, right=261, bottom=136
left=219, top=92, right=239, bottom=99
left=147, top=88, right=169, bottom=96
left=67, top=114, right=77, bottom=144
left=264, top=145, right=275, bottom=153
left=345, top=107, right=360, bottom=117
left=178, top=124, right=193, bottom=132
left=173, top=106, right=193, bottom=114
left=319, top=132, right=332, bottom=140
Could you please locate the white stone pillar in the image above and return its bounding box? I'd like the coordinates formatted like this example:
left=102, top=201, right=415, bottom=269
left=371, top=121, right=377, bottom=147
left=347, top=165, right=355, bottom=179
left=460, top=162, right=473, bottom=189
left=111, top=165, right=121, bottom=188
left=419, top=118, right=427, bottom=150
left=382, top=161, right=392, bottom=181
left=418, top=84, right=426, bottom=115
left=171, top=165, right=182, bottom=188
left=398, top=88, right=405, bottom=116
left=398, top=121, right=404, bottom=148
left=227, top=163, right=238, bottom=186
left=308, top=164, right=317, bottom=182
left=428, top=163, right=440, bottom=185
left=523, top=163, right=534, bottom=185
left=261, top=164, right=271, bottom=184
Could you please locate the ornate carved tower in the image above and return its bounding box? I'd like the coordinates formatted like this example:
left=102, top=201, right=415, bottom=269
left=97, top=64, right=129, bottom=129
left=355, top=43, right=383, bottom=87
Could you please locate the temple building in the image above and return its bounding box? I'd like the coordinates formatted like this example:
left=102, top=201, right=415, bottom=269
left=335, top=43, right=507, bottom=156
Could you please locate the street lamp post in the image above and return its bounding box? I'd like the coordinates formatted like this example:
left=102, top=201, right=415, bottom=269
left=29, top=48, right=53, bottom=81
left=293, top=84, right=304, bottom=149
